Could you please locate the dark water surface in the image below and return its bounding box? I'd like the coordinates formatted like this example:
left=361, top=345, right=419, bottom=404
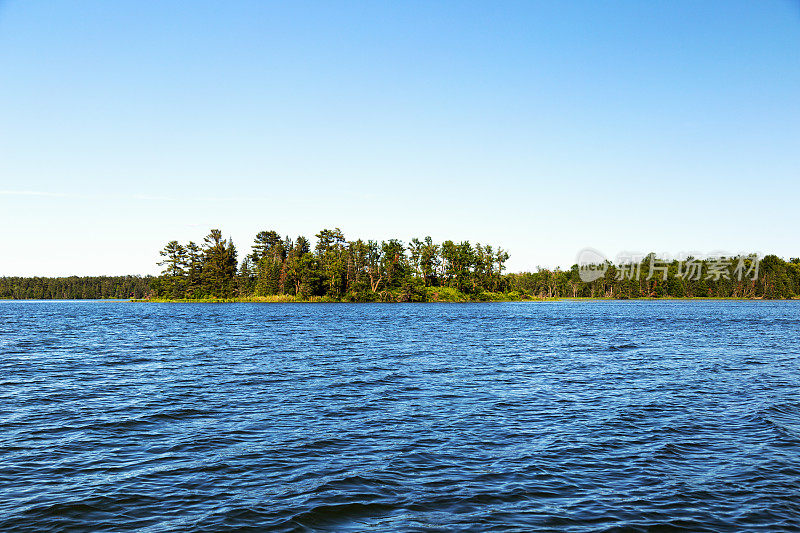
left=1, top=301, right=799, bottom=532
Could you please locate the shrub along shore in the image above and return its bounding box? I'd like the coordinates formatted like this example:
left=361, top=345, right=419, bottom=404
left=131, top=295, right=792, bottom=304
left=134, top=287, right=528, bottom=303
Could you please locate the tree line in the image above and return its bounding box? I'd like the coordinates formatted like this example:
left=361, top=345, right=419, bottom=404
left=0, top=276, right=152, bottom=300
left=3, top=232, right=797, bottom=300
left=151, top=228, right=800, bottom=301
left=508, top=254, right=800, bottom=299
left=151, top=228, right=511, bottom=301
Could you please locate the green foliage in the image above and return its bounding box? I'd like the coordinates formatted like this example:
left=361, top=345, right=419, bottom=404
left=9, top=234, right=795, bottom=302
left=0, top=276, right=152, bottom=299
left=201, top=229, right=238, bottom=298
left=151, top=227, right=513, bottom=301
left=424, top=286, right=464, bottom=302
left=149, top=230, right=799, bottom=301
left=508, top=254, right=799, bottom=300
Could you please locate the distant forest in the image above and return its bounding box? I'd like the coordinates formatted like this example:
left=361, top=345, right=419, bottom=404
left=518, top=255, right=800, bottom=300
left=0, top=276, right=151, bottom=300
left=2, top=228, right=799, bottom=300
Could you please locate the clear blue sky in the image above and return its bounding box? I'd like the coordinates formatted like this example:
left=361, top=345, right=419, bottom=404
left=1, top=0, right=798, bottom=275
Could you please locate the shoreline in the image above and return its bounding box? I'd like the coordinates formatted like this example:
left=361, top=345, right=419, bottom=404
left=130, top=296, right=796, bottom=303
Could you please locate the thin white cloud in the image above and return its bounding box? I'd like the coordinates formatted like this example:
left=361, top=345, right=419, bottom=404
left=131, top=194, right=171, bottom=201
left=0, top=190, right=75, bottom=197
left=0, top=190, right=279, bottom=203
left=0, top=190, right=175, bottom=201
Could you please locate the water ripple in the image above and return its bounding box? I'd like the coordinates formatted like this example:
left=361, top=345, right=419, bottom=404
left=0, top=300, right=799, bottom=531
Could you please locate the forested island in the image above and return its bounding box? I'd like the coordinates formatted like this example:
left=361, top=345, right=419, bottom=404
left=2, top=227, right=799, bottom=301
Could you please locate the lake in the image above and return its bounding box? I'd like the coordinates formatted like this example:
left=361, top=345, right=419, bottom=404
left=1, top=300, right=798, bottom=531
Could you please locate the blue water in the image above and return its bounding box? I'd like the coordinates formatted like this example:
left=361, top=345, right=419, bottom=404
left=1, top=300, right=799, bottom=532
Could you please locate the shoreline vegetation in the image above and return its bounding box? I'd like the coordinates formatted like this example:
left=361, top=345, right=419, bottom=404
left=0, top=276, right=150, bottom=300
left=133, top=289, right=527, bottom=304
left=147, top=227, right=800, bottom=302
left=149, top=228, right=800, bottom=303
left=132, top=295, right=796, bottom=304
left=2, top=226, right=799, bottom=301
